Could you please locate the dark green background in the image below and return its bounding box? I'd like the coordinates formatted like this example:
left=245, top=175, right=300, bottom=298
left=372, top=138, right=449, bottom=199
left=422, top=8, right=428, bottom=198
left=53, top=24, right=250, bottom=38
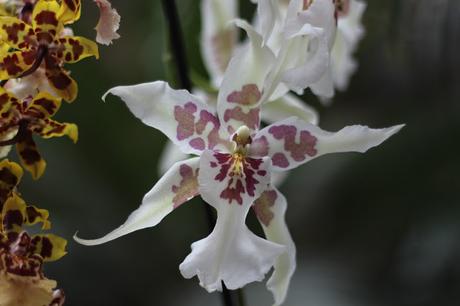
left=16, top=0, right=460, bottom=305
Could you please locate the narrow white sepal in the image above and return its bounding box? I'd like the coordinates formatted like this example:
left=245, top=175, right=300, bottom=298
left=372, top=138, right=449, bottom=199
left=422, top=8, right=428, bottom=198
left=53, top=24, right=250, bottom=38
left=74, top=157, right=200, bottom=246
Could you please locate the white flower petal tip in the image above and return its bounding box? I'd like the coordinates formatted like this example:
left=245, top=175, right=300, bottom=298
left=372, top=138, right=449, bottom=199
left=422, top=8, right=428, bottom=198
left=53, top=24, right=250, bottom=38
left=179, top=226, right=285, bottom=292
left=94, top=0, right=121, bottom=45
left=344, top=124, right=406, bottom=152
left=74, top=158, right=200, bottom=246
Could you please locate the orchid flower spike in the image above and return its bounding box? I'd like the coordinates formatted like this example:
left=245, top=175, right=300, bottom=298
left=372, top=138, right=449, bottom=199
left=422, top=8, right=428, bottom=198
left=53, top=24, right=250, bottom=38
left=75, top=4, right=403, bottom=306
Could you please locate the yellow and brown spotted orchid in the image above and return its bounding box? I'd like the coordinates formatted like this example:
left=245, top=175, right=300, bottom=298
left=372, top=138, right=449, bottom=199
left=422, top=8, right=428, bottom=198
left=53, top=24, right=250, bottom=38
left=0, top=160, right=50, bottom=230
left=0, top=193, right=67, bottom=263
left=0, top=0, right=98, bottom=102
left=0, top=158, right=22, bottom=205
left=0, top=87, right=78, bottom=179
left=0, top=160, right=67, bottom=306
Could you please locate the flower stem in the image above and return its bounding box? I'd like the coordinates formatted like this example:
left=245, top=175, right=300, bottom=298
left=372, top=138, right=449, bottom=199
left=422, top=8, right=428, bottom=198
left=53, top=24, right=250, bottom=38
left=160, top=1, right=245, bottom=306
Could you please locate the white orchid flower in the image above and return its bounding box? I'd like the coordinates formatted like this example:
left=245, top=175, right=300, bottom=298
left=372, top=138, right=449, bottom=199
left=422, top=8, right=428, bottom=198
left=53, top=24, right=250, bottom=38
left=75, top=20, right=403, bottom=305
left=161, top=0, right=319, bottom=182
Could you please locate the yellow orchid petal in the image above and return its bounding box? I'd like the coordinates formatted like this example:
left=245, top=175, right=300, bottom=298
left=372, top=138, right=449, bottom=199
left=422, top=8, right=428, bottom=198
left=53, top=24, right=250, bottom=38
left=30, top=233, right=67, bottom=262
left=0, top=49, right=36, bottom=79
left=32, top=0, right=63, bottom=42
left=0, top=16, right=33, bottom=49
left=58, top=36, right=99, bottom=63
left=27, top=91, right=62, bottom=118
left=44, top=56, right=78, bottom=102
left=1, top=192, right=51, bottom=232
left=0, top=88, right=17, bottom=119
left=1, top=193, right=27, bottom=232
left=34, top=118, right=78, bottom=143
left=16, top=135, right=46, bottom=180
left=0, top=159, right=22, bottom=204
left=58, top=0, right=81, bottom=24
left=25, top=205, right=51, bottom=230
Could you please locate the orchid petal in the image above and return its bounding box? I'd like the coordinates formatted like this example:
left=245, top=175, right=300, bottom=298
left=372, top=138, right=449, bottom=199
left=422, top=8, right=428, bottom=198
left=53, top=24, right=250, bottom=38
left=32, top=0, right=63, bottom=37
left=0, top=16, right=32, bottom=49
left=284, top=0, right=336, bottom=46
left=332, top=0, right=366, bottom=91
left=158, top=140, right=189, bottom=175
left=4, top=68, right=57, bottom=100
left=217, top=20, right=276, bottom=134
left=74, top=157, right=200, bottom=245
left=0, top=50, right=36, bottom=80
left=103, top=81, right=231, bottom=155
left=59, top=36, right=99, bottom=63
left=252, top=117, right=404, bottom=171
left=201, top=0, right=237, bottom=87
left=263, top=93, right=319, bottom=125
left=94, top=0, right=121, bottom=46
left=310, top=64, right=334, bottom=100
left=252, top=0, right=279, bottom=45
left=44, top=56, right=78, bottom=102
left=253, top=188, right=295, bottom=306
left=278, top=0, right=336, bottom=94
left=58, top=0, right=81, bottom=24
left=179, top=150, right=283, bottom=291
left=16, top=135, right=46, bottom=180
left=198, top=149, right=272, bottom=208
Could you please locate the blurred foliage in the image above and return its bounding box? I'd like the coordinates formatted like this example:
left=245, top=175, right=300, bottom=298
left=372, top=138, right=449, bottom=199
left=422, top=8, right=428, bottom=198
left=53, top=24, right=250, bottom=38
left=15, top=0, right=460, bottom=305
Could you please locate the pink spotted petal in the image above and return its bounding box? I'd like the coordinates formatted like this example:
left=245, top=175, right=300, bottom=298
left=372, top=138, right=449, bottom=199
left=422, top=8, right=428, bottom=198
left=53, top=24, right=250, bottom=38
left=74, top=157, right=200, bottom=245
left=198, top=150, right=272, bottom=208
left=180, top=152, right=283, bottom=291
left=252, top=117, right=404, bottom=171
left=252, top=188, right=295, bottom=306
left=217, top=20, right=276, bottom=134
left=94, top=0, right=121, bottom=45
left=103, top=81, right=231, bottom=155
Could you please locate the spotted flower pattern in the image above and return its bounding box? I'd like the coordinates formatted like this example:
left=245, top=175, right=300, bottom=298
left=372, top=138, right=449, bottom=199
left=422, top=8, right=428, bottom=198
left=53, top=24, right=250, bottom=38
left=75, top=13, right=403, bottom=305
left=0, top=86, right=78, bottom=179
left=0, top=0, right=99, bottom=102
left=0, top=159, right=67, bottom=306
